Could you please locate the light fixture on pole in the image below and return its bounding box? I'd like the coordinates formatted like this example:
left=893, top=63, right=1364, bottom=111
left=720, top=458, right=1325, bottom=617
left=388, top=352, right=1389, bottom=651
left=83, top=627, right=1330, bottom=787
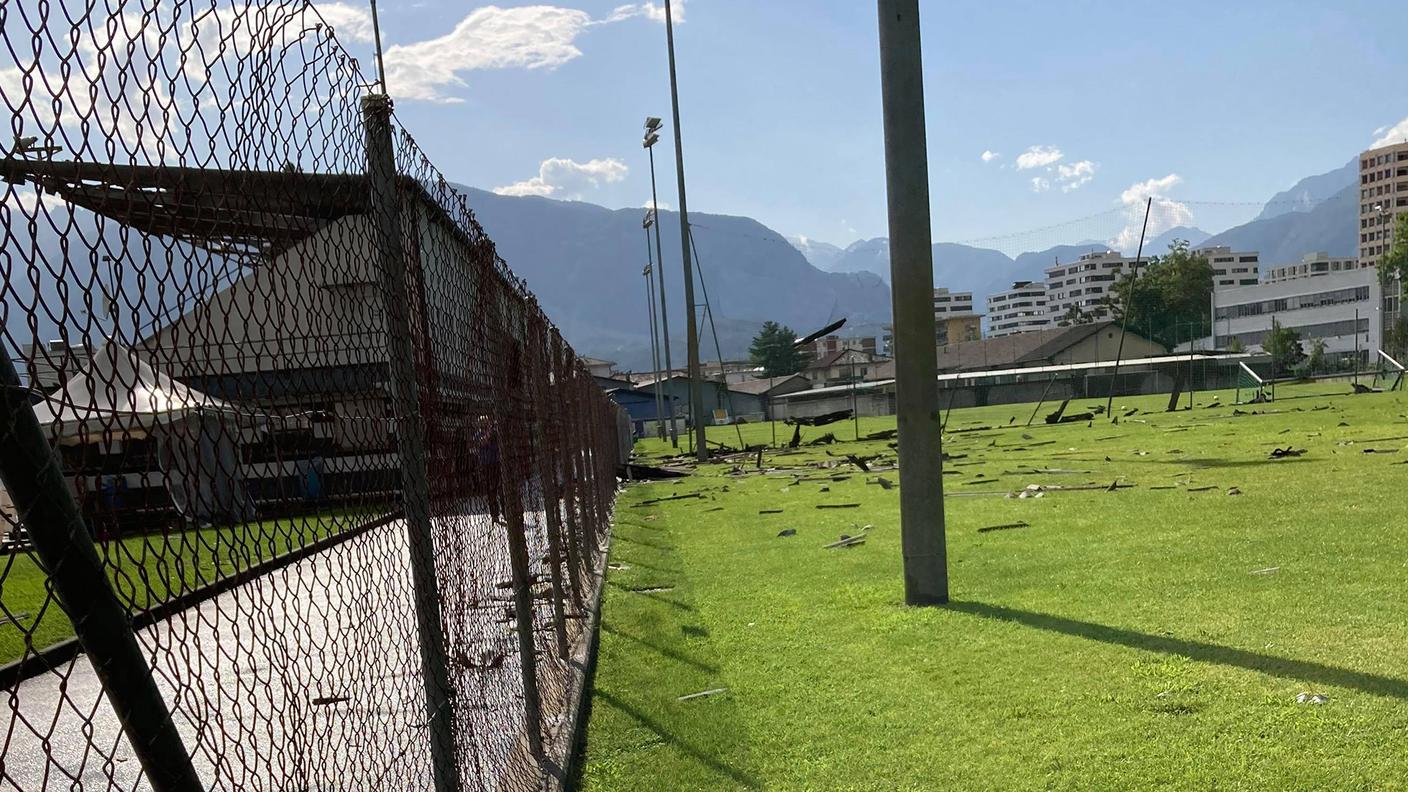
left=643, top=117, right=678, bottom=447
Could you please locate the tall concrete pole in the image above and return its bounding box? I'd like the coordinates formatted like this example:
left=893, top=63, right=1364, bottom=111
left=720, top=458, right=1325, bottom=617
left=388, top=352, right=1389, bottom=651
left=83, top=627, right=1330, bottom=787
left=663, top=0, right=708, bottom=462
left=877, top=0, right=948, bottom=605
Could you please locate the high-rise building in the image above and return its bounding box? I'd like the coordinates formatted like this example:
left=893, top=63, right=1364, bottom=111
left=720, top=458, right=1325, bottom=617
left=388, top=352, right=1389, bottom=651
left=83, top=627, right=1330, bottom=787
left=1358, top=141, right=1408, bottom=271
left=1264, top=252, right=1362, bottom=283
left=1196, top=245, right=1260, bottom=289
left=1044, top=250, right=1129, bottom=324
left=986, top=281, right=1050, bottom=336
left=932, top=287, right=974, bottom=318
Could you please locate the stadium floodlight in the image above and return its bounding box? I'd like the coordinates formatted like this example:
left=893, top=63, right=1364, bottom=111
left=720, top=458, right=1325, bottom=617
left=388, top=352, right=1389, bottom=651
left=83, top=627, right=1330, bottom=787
left=642, top=209, right=655, bottom=229
left=643, top=132, right=660, bottom=148
left=644, top=116, right=662, bottom=132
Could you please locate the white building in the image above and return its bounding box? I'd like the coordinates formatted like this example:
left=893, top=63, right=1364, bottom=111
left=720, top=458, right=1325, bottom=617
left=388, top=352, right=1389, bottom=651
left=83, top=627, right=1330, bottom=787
left=932, top=288, right=975, bottom=318
left=1212, top=268, right=1380, bottom=362
left=1264, top=252, right=1362, bottom=283
left=1197, top=245, right=1260, bottom=289
left=1045, top=251, right=1130, bottom=324
left=986, top=281, right=1050, bottom=337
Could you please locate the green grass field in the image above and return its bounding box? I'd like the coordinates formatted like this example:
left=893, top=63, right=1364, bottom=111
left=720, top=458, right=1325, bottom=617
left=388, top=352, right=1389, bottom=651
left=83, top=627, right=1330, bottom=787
left=0, top=508, right=378, bottom=667
left=582, top=382, right=1408, bottom=790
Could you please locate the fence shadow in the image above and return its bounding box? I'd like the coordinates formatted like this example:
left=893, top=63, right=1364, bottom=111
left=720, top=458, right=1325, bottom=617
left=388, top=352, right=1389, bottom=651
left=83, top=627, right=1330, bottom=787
left=600, top=623, right=718, bottom=673
left=945, top=600, right=1408, bottom=700
left=593, top=689, right=761, bottom=789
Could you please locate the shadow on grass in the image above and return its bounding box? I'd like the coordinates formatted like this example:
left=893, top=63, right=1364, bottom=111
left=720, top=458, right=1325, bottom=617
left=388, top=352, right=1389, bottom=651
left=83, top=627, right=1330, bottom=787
left=1141, top=456, right=1313, bottom=469
left=611, top=556, right=682, bottom=576
left=614, top=533, right=677, bottom=552
left=947, top=600, right=1408, bottom=700
left=600, top=623, right=719, bottom=673
left=594, top=689, right=761, bottom=790
left=606, top=579, right=695, bottom=612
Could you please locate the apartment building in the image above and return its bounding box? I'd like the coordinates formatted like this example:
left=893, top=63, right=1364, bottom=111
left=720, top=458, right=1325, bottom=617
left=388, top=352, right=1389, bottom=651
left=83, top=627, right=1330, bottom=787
left=1212, top=267, right=1380, bottom=361
left=1045, top=250, right=1129, bottom=323
left=1197, top=245, right=1260, bottom=289
left=1264, top=252, right=1362, bottom=283
left=932, top=288, right=975, bottom=317
left=1358, top=141, right=1408, bottom=271
left=986, top=281, right=1050, bottom=337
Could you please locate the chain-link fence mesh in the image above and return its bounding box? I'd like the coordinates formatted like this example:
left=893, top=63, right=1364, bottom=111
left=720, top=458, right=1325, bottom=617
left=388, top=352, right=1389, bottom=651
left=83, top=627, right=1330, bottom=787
left=0, top=2, right=621, bottom=789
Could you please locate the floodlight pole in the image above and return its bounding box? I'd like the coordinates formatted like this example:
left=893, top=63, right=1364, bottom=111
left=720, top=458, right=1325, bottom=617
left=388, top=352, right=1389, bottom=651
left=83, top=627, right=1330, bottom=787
left=877, top=0, right=947, bottom=605
left=642, top=241, right=666, bottom=439
left=644, top=134, right=678, bottom=447
left=662, top=0, right=708, bottom=462
left=1106, top=197, right=1152, bottom=417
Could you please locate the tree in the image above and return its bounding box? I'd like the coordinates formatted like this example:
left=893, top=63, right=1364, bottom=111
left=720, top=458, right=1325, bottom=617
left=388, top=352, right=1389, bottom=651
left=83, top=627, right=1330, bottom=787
left=1226, top=336, right=1245, bottom=354
left=1057, top=303, right=1094, bottom=327
left=749, top=321, right=806, bottom=377
left=1108, top=239, right=1213, bottom=348
left=1385, top=314, right=1408, bottom=361
left=1264, top=318, right=1305, bottom=374
left=1306, top=337, right=1327, bottom=374
left=1379, top=213, right=1408, bottom=286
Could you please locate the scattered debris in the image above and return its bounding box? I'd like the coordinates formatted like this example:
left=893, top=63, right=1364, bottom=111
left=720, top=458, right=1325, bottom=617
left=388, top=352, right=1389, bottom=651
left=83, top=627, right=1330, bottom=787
left=1044, top=399, right=1070, bottom=425
left=1226, top=486, right=1243, bottom=496
left=1269, top=447, right=1306, bottom=459
left=862, top=428, right=898, bottom=441
left=628, top=586, right=676, bottom=594
left=1187, top=485, right=1216, bottom=493
left=1250, top=566, right=1280, bottom=575
left=819, top=486, right=830, bottom=492
left=875, top=476, right=895, bottom=490
left=677, top=688, right=728, bottom=702
left=823, top=534, right=867, bottom=549
left=704, top=506, right=724, bottom=512
left=311, top=695, right=351, bottom=706
left=807, top=432, right=838, bottom=446
left=816, top=503, right=862, bottom=509
left=638, top=493, right=704, bottom=506
left=1295, top=692, right=1329, bottom=705
left=777, top=529, right=796, bottom=537
left=759, top=509, right=784, bottom=515
left=1351, top=383, right=1380, bottom=394
left=977, top=521, right=1031, bottom=534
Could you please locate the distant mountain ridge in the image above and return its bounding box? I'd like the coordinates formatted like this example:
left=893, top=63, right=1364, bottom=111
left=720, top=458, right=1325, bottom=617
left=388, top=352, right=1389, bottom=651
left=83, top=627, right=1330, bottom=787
left=454, top=186, right=893, bottom=370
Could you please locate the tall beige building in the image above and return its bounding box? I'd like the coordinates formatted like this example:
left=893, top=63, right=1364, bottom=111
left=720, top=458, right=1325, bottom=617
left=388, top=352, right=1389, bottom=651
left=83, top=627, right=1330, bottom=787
left=1358, top=142, right=1408, bottom=269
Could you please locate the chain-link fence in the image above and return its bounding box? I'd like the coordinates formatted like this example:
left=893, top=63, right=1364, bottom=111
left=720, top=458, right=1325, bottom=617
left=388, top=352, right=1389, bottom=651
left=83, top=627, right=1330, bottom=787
left=1, top=1, right=622, bottom=789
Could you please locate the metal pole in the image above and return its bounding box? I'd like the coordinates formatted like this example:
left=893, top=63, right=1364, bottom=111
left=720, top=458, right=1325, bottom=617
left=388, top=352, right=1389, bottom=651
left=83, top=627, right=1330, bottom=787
left=647, top=144, right=678, bottom=447
left=1355, top=307, right=1361, bottom=384
left=361, top=93, right=460, bottom=792
left=643, top=231, right=665, bottom=440
left=0, top=358, right=203, bottom=791
left=663, top=0, right=707, bottom=462
left=877, top=0, right=947, bottom=606
left=851, top=354, right=860, bottom=439
left=1106, top=197, right=1152, bottom=416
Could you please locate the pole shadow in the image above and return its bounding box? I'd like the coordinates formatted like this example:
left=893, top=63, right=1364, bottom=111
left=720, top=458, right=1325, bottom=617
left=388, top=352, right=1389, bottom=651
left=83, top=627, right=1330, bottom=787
left=594, top=689, right=760, bottom=790
left=606, top=579, right=696, bottom=612
left=946, top=600, right=1408, bottom=700
left=600, top=623, right=719, bottom=673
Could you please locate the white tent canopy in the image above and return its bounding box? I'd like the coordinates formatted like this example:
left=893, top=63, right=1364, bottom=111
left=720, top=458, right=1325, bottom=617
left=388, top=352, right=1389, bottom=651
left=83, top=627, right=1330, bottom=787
left=32, top=343, right=257, bottom=524
left=32, top=343, right=244, bottom=444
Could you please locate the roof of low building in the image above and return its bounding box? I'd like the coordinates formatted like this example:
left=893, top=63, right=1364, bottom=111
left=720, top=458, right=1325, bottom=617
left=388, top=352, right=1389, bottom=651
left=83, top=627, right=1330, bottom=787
left=728, top=373, right=810, bottom=395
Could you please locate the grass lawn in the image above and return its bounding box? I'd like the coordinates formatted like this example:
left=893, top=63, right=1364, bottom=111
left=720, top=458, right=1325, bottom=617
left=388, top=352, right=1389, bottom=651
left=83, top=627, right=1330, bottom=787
left=0, top=507, right=381, bottom=667
left=582, top=382, right=1408, bottom=790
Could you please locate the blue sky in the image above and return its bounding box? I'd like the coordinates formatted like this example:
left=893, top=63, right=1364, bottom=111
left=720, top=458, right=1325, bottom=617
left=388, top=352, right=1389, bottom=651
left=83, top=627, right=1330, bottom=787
left=337, top=1, right=1405, bottom=247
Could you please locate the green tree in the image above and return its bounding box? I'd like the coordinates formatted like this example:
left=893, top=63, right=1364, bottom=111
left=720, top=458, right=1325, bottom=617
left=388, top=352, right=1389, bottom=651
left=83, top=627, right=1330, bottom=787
left=1306, top=337, right=1327, bottom=373
left=748, top=321, right=806, bottom=377
left=1379, top=213, right=1408, bottom=285
left=1108, top=239, right=1214, bottom=348
left=1226, top=336, right=1245, bottom=354
left=1384, top=314, right=1408, bottom=361
left=1056, top=303, right=1094, bottom=327
left=1264, top=318, right=1305, bottom=374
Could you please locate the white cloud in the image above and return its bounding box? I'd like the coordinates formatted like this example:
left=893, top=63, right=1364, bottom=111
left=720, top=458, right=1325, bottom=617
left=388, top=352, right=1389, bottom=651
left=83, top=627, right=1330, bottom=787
left=383, top=2, right=681, bottom=103
left=980, top=150, right=1001, bottom=163
left=495, top=157, right=629, bottom=198
left=1015, top=145, right=1063, bottom=170
left=385, top=6, right=595, bottom=103
left=606, top=0, right=683, bottom=24
left=1371, top=116, right=1408, bottom=150
left=1030, top=176, right=1051, bottom=193
left=1111, top=174, right=1193, bottom=251
left=313, top=2, right=376, bottom=42
left=1057, top=160, right=1096, bottom=192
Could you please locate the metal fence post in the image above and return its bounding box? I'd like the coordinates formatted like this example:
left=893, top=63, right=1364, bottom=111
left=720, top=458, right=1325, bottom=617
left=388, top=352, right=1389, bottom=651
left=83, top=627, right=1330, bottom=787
left=529, top=329, right=571, bottom=659
left=0, top=357, right=204, bottom=792
left=361, top=92, right=461, bottom=792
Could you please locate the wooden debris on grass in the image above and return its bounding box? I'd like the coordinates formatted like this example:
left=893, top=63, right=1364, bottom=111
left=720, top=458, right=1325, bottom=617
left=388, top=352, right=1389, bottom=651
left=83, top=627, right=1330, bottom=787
left=777, top=529, right=796, bottom=537
left=1269, top=447, right=1306, bottom=459
left=677, top=688, right=728, bottom=702
left=823, top=535, right=867, bottom=549
left=1250, top=566, right=1280, bottom=575
left=977, top=521, right=1031, bottom=534
left=759, top=508, right=784, bottom=515
left=1187, top=485, right=1217, bottom=492
left=638, top=493, right=704, bottom=506
left=816, top=503, right=862, bottom=509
